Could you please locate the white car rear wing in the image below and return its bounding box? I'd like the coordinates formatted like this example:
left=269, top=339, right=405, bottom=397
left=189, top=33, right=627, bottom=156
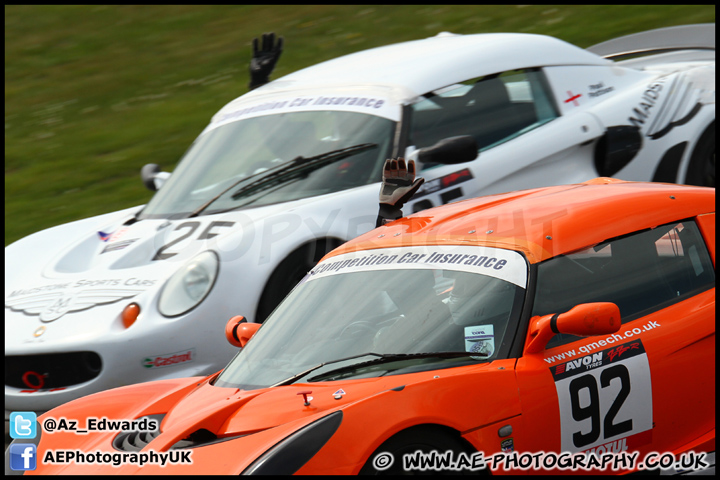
left=587, top=23, right=715, bottom=60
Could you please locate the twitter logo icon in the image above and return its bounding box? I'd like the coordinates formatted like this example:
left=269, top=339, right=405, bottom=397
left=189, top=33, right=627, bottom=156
left=10, top=412, right=37, bottom=439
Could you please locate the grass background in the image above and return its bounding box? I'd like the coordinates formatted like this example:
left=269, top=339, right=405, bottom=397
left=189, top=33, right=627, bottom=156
left=5, top=5, right=715, bottom=246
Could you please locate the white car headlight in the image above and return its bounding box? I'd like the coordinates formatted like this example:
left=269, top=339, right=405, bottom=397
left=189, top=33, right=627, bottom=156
left=158, top=251, right=219, bottom=317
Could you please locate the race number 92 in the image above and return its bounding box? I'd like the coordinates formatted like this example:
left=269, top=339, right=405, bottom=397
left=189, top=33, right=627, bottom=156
left=551, top=340, right=652, bottom=452
left=569, top=364, right=632, bottom=448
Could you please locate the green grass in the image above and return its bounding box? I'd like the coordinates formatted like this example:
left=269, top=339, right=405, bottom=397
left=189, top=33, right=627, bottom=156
left=5, top=5, right=715, bottom=245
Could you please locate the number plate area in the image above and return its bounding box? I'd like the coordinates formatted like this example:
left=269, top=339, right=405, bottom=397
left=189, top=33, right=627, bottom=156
left=550, top=339, right=653, bottom=453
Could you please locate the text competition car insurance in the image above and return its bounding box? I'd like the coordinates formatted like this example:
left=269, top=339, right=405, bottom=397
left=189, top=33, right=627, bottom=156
left=7, top=178, right=714, bottom=474
left=5, top=24, right=715, bottom=418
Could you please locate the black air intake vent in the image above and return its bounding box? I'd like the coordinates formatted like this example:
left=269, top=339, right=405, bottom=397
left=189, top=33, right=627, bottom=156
left=112, top=414, right=164, bottom=452
left=112, top=414, right=249, bottom=451
left=6, top=351, right=102, bottom=389
left=170, top=428, right=219, bottom=449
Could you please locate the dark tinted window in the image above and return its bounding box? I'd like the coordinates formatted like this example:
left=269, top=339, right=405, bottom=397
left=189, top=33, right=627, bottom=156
left=410, top=69, right=558, bottom=160
left=532, top=220, right=715, bottom=349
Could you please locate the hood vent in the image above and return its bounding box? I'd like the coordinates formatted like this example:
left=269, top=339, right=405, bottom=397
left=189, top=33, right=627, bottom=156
left=112, top=414, right=250, bottom=451
left=112, top=414, right=164, bottom=452
left=170, top=428, right=218, bottom=449
left=170, top=429, right=253, bottom=449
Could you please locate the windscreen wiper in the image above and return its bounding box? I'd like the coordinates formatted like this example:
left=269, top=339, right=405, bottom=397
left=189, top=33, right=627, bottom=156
left=272, top=352, right=481, bottom=387
left=188, top=143, right=377, bottom=218
left=271, top=352, right=388, bottom=387
left=306, top=352, right=482, bottom=382
left=230, top=143, right=378, bottom=199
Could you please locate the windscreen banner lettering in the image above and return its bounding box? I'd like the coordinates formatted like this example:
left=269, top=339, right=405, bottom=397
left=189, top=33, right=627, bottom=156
left=316, top=251, right=504, bottom=273
left=212, top=93, right=398, bottom=127
left=309, top=246, right=527, bottom=287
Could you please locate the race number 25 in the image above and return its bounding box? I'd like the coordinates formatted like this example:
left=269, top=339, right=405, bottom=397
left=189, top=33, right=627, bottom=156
left=550, top=340, right=653, bottom=452
left=153, top=221, right=234, bottom=260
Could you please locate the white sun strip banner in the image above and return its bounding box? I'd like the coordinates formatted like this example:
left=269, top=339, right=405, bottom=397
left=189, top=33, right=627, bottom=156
left=207, top=92, right=401, bottom=132
left=308, top=245, right=528, bottom=287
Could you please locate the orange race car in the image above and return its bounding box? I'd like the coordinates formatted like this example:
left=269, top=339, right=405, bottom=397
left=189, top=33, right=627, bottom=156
left=6, top=177, right=715, bottom=475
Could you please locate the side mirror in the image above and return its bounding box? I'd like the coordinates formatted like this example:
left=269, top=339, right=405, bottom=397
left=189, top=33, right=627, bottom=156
left=594, top=126, right=642, bottom=177
left=417, top=135, right=478, bottom=165
left=225, top=315, right=261, bottom=348
left=525, top=302, right=621, bottom=354
left=141, top=163, right=171, bottom=192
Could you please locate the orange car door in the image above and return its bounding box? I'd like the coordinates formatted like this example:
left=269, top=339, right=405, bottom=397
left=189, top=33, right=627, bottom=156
left=515, top=330, right=654, bottom=458
left=514, top=218, right=715, bottom=466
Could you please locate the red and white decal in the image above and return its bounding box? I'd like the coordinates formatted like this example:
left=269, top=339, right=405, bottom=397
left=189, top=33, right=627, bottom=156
left=564, top=90, right=582, bottom=106
left=142, top=349, right=194, bottom=369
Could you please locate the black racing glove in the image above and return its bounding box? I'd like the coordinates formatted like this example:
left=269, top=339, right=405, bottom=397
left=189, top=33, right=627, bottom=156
left=249, top=32, right=284, bottom=90
left=376, top=158, right=424, bottom=227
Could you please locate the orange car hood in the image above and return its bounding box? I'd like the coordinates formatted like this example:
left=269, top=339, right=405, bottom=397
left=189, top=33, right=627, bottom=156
left=31, top=360, right=522, bottom=474
left=151, top=376, right=412, bottom=450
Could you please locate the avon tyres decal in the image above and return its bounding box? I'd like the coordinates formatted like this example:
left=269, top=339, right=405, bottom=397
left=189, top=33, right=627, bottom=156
left=552, top=339, right=652, bottom=453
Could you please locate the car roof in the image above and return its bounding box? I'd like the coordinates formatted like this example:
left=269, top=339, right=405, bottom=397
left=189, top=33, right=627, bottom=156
left=250, top=32, right=610, bottom=100
left=327, top=178, right=715, bottom=264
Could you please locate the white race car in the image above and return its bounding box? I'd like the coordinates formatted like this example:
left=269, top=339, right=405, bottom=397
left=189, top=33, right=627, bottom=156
left=5, top=24, right=715, bottom=416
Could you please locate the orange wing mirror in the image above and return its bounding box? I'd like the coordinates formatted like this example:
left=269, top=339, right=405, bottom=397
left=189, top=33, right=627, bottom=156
left=526, top=302, right=621, bottom=354
left=225, top=315, right=261, bottom=348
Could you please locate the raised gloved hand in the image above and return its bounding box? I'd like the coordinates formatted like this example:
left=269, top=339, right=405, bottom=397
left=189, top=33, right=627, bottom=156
left=376, top=158, right=425, bottom=227
left=249, top=32, right=284, bottom=90
left=379, top=158, right=424, bottom=207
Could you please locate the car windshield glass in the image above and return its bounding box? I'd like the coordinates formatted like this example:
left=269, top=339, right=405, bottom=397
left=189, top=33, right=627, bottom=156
left=138, top=111, right=395, bottom=219
left=215, top=245, right=528, bottom=390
